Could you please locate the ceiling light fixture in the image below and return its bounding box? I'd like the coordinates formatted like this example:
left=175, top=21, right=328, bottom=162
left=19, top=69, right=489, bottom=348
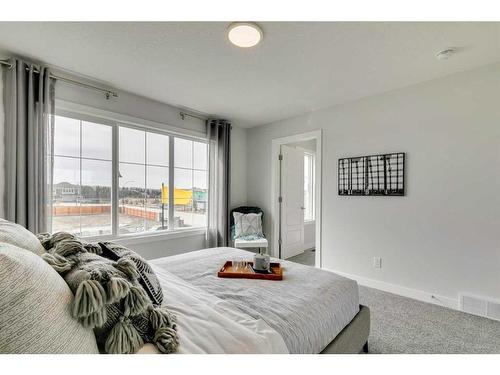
left=227, top=22, right=263, bottom=48
left=436, top=48, right=457, bottom=60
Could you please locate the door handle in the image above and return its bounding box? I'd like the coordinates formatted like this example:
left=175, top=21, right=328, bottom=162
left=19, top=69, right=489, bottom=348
left=300, top=206, right=305, bottom=210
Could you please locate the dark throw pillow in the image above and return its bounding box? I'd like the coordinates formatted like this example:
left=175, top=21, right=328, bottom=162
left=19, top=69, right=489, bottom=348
left=98, top=242, right=163, bottom=307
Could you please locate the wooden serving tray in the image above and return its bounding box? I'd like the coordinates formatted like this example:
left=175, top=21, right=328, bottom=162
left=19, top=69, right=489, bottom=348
left=218, top=261, right=283, bottom=281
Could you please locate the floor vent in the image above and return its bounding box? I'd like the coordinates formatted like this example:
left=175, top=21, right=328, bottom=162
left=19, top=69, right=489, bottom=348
left=460, top=294, right=500, bottom=321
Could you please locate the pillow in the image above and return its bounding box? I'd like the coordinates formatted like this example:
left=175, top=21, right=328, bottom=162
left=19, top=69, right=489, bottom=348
left=39, top=232, right=179, bottom=354
left=99, top=242, right=163, bottom=306
left=0, top=219, right=44, bottom=255
left=233, top=212, right=263, bottom=238
left=0, top=243, right=99, bottom=354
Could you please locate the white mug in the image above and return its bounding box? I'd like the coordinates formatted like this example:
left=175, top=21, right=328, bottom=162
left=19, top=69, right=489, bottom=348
left=253, top=253, right=270, bottom=272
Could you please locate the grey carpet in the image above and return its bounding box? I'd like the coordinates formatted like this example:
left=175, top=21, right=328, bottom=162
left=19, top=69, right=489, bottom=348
left=359, top=286, right=500, bottom=353
left=287, top=249, right=315, bottom=266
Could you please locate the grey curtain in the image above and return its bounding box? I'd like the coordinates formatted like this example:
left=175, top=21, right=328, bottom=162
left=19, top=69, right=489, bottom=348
left=0, top=67, right=5, bottom=219
left=3, top=58, right=55, bottom=233
left=207, top=119, right=231, bottom=247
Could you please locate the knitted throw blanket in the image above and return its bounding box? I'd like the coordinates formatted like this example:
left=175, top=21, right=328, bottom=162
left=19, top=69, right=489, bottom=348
left=37, top=232, right=179, bottom=354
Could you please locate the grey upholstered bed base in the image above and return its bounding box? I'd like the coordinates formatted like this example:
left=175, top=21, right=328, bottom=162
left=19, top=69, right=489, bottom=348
left=321, top=305, right=370, bottom=354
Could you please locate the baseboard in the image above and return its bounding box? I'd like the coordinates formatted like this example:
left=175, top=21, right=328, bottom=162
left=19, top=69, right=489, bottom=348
left=302, top=242, right=315, bottom=251
left=285, top=249, right=305, bottom=259
left=325, top=268, right=459, bottom=311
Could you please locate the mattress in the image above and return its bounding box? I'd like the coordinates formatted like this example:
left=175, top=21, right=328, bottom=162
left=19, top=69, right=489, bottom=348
left=150, top=247, right=360, bottom=354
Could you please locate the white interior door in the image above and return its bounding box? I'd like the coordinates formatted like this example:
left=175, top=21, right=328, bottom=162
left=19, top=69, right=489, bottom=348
left=280, top=145, right=305, bottom=259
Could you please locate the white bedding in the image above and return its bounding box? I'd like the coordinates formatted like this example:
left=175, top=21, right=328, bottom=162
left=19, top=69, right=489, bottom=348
left=137, top=265, right=288, bottom=354
left=150, top=247, right=360, bottom=354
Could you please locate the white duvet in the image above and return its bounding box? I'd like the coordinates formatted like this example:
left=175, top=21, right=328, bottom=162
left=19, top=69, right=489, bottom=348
left=137, top=266, right=288, bottom=354
left=150, top=248, right=359, bottom=354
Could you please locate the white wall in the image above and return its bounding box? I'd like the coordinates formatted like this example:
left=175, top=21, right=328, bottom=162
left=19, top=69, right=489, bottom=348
left=288, top=139, right=317, bottom=152
left=246, top=63, right=500, bottom=304
left=56, top=83, right=206, bottom=134
left=115, top=232, right=207, bottom=260
left=230, top=124, right=248, bottom=209
left=303, top=221, right=315, bottom=250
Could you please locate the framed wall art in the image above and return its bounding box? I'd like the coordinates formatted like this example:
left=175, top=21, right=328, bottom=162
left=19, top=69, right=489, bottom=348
left=338, top=152, right=405, bottom=196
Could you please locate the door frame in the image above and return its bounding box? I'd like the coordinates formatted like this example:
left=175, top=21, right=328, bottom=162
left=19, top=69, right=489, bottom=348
left=270, top=130, right=322, bottom=268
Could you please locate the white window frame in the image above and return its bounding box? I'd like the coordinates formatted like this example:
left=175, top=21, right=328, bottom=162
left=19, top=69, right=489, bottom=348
left=53, top=101, right=208, bottom=242
left=304, top=151, right=315, bottom=222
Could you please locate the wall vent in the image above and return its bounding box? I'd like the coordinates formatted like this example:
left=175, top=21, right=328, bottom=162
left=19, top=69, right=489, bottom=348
left=460, top=294, right=500, bottom=321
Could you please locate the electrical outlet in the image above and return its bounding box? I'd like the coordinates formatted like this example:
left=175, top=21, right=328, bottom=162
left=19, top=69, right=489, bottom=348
left=373, top=257, right=382, bottom=269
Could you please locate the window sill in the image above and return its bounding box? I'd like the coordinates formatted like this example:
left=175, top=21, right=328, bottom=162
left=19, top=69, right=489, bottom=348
left=83, top=227, right=207, bottom=245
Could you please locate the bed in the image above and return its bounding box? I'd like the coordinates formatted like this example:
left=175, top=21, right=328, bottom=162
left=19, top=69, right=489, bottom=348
left=139, top=247, right=370, bottom=354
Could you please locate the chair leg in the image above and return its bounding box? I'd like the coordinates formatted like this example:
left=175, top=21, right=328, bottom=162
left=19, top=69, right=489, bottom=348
left=362, top=341, right=369, bottom=353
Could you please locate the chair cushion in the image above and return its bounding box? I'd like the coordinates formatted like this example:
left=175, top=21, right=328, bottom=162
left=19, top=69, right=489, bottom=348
left=0, top=243, right=99, bottom=354
left=233, top=212, right=263, bottom=239
left=0, top=219, right=45, bottom=255
left=234, top=238, right=269, bottom=248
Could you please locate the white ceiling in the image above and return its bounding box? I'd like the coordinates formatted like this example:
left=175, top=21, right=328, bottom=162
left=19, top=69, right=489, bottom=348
left=0, top=22, right=498, bottom=127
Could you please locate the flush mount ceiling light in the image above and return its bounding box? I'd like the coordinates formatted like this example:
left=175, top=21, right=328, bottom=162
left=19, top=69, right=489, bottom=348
left=227, top=22, right=263, bottom=48
left=436, top=48, right=457, bottom=60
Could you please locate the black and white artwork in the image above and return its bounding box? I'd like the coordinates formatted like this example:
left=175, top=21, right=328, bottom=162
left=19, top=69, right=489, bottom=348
left=338, top=152, right=405, bottom=196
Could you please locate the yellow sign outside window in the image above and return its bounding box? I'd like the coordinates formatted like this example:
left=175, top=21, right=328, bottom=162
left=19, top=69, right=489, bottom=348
left=161, top=185, right=192, bottom=206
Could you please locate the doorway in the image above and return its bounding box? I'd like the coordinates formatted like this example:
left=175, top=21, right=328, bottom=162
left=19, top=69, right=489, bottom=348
left=271, top=130, right=322, bottom=267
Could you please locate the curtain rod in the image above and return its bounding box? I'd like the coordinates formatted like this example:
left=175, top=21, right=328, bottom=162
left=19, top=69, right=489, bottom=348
left=0, top=59, right=119, bottom=100
left=179, top=111, right=208, bottom=121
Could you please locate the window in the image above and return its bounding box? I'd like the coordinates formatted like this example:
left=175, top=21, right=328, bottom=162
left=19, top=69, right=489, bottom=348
left=52, top=116, right=112, bottom=236
left=50, top=113, right=208, bottom=238
left=173, top=138, right=208, bottom=229
left=118, top=127, right=169, bottom=234
left=304, top=152, right=315, bottom=222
